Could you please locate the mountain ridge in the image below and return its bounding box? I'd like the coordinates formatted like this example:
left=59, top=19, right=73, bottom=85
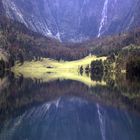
left=1, top=0, right=140, bottom=42
left=0, top=0, right=140, bottom=67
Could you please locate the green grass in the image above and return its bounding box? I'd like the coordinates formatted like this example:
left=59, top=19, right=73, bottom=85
left=12, top=55, right=107, bottom=87
left=13, top=55, right=106, bottom=72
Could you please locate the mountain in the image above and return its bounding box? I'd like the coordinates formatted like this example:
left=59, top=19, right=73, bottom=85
left=0, top=0, right=4, bottom=15
left=1, top=0, right=140, bottom=42
left=0, top=15, right=89, bottom=66
left=66, top=27, right=140, bottom=56
left=0, top=0, right=140, bottom=65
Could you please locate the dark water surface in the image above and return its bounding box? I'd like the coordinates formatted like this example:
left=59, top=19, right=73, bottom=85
left=0, top=72, right=140, bottom=140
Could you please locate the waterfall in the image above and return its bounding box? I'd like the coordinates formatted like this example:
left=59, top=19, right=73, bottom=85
left=98, top=0, right=109, bottom=37
left=97, top=103, right=106, bottom=140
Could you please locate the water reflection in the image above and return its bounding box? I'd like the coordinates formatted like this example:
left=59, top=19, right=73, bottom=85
left=0, top=97, right=140, bottom=140
left=0, top=72, right=140, bottom=115
left=0, top=72, right=140, bottom=139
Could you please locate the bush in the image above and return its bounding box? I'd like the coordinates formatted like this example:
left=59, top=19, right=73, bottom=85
left=90, top=60, right=104, bottom=81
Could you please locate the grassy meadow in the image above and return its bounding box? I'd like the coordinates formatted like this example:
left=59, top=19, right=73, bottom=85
left=12, top=55, right=107, bottom=87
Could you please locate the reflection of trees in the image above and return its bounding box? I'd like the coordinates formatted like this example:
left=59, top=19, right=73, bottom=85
left=79, top=66, right=83, bottom=75
left=0, top=72, right=140, bottom=122
left=0, top=59, right=5, bottom=72
left=90, top=60, right=104, bottom=82
left=90, top=72, right=103, bottom=82
left=103, top=73, right=115, bottom=88
left=0, top=69, right=5, bottom=79
left=126, top=59, right=140, bottom=81
left=115, top=73, right=140, bottom=100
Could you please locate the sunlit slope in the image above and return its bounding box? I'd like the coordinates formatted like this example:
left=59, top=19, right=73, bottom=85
left=12, top=55, right=107, bottom=87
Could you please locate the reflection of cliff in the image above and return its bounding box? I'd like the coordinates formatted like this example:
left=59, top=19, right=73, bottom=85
left=0, top=73, right=140, bottom=121
left=0, top=97, right=140, bottom=140
left=0, top=76, right=101, bottom=119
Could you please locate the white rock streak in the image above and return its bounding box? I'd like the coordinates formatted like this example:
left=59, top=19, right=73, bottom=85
left=97, top=103, right=106, bottom=140
left=2, top=0, right=28, bottom=27
left=98, top=0, right=109, bottom=37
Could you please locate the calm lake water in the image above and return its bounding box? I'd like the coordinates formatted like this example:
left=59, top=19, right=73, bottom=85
left=0, top=72, right=140, bottom=140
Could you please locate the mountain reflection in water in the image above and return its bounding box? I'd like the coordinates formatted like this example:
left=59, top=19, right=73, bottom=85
left=0, top=72, right=140, bottom=140
left=0, top=97, right=140, bottom=140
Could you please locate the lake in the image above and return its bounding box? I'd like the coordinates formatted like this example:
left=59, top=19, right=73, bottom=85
left=0, top=71, right=140, bottom=140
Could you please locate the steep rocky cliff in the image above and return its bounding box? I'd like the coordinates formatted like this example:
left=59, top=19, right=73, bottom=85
left=1, top=0, right=139, bottom=42
left=0, top=0, right=4, bottom=15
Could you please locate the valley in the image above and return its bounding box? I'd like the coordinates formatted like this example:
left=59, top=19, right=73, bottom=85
left=0, top=0, right=140, bottom=139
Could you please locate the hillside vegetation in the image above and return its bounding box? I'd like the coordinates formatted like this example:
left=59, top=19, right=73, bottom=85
left=67, top=28, right=140, bottom=55
left=0, top=16, right=89, bottom=63
left=0, top=14, right=140, bottom=62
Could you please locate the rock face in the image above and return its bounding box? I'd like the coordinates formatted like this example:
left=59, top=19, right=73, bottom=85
left=0, top=0, right=4, bottom=15
left=1, top=0, right=140, bottom=42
